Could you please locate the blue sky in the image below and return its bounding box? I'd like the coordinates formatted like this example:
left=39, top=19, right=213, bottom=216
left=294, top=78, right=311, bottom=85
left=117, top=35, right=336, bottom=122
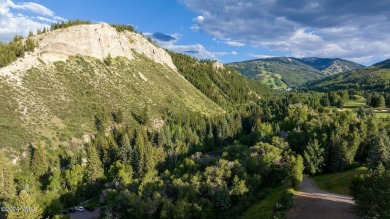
left=2, top=0, right=390, bottom=65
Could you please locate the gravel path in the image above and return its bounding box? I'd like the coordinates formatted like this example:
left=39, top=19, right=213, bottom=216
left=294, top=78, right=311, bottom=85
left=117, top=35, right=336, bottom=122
left=287, top=177, right=360, bottom=219
left=70, top=208, right=99, bottom=219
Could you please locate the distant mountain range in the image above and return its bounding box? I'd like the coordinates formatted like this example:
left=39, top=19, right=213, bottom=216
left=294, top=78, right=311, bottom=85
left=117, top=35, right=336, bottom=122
left=305, top=58, right=390, bottom=92
left=227, top=57, right=363, bottom=88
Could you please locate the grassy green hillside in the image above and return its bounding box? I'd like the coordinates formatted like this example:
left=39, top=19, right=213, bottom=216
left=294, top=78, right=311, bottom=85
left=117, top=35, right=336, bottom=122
left=0, top=53, right=223, bottom=149
left=306, top=66, right=390, bottom=92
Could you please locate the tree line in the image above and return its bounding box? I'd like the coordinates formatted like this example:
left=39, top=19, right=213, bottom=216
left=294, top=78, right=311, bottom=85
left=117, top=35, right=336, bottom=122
left=0, top=35, right=36, bottom=68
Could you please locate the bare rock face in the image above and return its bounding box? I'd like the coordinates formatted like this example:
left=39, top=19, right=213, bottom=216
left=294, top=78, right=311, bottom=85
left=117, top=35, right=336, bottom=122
left=0, top=23, right=177, bottom=84
left=213, top=61, right=224, bottom=70
left=33, top=23, right=176, bottom=70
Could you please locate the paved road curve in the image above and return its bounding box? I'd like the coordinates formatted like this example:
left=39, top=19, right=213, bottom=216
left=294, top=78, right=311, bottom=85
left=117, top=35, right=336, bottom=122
left=287, top=178, right=360, bottom=219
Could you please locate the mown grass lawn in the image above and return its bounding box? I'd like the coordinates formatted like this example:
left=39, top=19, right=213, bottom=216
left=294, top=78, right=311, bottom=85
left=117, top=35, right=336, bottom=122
left=312, top=167, right=368, bottom=196
left=343, top=99, right=366, bottom=108
left=326, top=97, right=390, bottom=119
left=375, top=112, right=390, bottom=118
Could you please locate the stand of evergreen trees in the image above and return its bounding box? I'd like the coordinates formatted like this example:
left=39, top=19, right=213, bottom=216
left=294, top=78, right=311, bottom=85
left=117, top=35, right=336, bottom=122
left=50, top=19, right=91, bottom=31
left=168, top=52, right=272, bottom=106
left=0, top=35, right=36, bottom=68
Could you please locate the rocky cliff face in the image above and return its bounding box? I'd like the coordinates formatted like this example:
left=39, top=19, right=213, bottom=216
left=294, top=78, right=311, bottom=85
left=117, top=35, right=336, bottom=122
left=0, top=23, right=177, bottom=86
left=33, top=23, right=176, bottom=70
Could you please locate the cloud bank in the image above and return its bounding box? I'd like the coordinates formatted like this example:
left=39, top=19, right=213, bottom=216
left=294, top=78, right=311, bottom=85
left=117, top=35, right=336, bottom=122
left=0, top=0, right=64, bottom=41
left=147, top=32, right=227, bottom=60
left=182, top=0, right=390, bottom=63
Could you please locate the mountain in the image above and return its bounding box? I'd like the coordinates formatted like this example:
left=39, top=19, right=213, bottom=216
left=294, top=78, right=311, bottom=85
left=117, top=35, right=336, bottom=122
left=0, top=23, right=224, bottom=149
left=372, top=58, right=390, bottom=69
left=299, top=57, right=363, bottom=75
left=305, top=59, right=390, bottom=92
left=227, top=57, right=363, bottom=88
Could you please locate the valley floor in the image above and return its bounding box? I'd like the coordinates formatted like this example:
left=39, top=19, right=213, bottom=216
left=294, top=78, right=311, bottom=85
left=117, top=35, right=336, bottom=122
left=287, top=178, right=359, bottom=219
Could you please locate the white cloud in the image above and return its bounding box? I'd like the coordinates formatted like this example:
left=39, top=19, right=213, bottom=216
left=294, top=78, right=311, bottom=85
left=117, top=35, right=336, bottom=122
left=226, top=40, right=245, bottom=47
left=193, top=15, right=204, bottom=23
left=191, top=16, right=205, bottom=31
left=249, top=54, right=277, bottom=59
left=8, top=1, right=54, bottom=16
left=231, top=51, right=237, bottom=55
left=148, top=32, right=227, bottom=60
left=166, top=44, right=228, bottom=60
left=0, top=0, right=64, bottom=41
left=182, top=0, right=390, bottom=64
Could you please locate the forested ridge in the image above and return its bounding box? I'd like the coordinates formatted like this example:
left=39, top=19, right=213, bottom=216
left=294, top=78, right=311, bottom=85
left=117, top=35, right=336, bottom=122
left=0, top=22, right=389, bottom=219
left=169, top=52, right=272, bottom=106
left=306, top=64, right=390, bottom=93
left=0, top=35, right=36, bottom=68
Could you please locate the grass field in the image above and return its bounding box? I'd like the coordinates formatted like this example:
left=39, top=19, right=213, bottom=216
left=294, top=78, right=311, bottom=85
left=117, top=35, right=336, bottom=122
left=327, top=97, right=390, bottom=118
left=241, top=184, right=295, bottom=219
left=375, top=112, right=390, bottom=118
left=343, top=99, right=366, bottom=108
left=312, top=167, right=368, bottom=196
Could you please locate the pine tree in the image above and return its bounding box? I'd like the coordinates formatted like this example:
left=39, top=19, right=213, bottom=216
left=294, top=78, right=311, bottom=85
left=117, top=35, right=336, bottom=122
left=84, top=143, right=104, bottom=184
left=368, top=130, right=390, bottom=169
left=47, top=170, right=62, bottom=192
left=119, top=133, right=133, bottom=164
left=133, top=130, right=146, bottom=174
left=104, top=53, right=112, bottom=66
left=25, top=38, right=36, bottom=52
left=30, top=143, right=48, bottom=177
left=64, top=164, right=84, bottom=190
left=0, top=155, right=16, bottom=201
left=206, top=124, right=215, bottom=149
left=6, top=190, right=43, bottom=219
left=139, top=106, right=150, bottom=125
left=106, top=134, right=119, bottom=170
left=303, top=139, right=324, bottom=174
left=215, top=186, right=231, bottom=214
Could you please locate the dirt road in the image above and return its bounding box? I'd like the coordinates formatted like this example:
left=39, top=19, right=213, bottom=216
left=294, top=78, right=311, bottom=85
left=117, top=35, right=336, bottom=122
left=287, top=178, right=360, bottom=219
left=70, top=208, right=99, bottom=219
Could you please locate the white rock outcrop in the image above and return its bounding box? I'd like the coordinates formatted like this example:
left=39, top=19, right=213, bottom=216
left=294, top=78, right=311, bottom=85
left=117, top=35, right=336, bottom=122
left=0, top=23, right=177, bottom=85
left=213, top=61, right=224, bottom=70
